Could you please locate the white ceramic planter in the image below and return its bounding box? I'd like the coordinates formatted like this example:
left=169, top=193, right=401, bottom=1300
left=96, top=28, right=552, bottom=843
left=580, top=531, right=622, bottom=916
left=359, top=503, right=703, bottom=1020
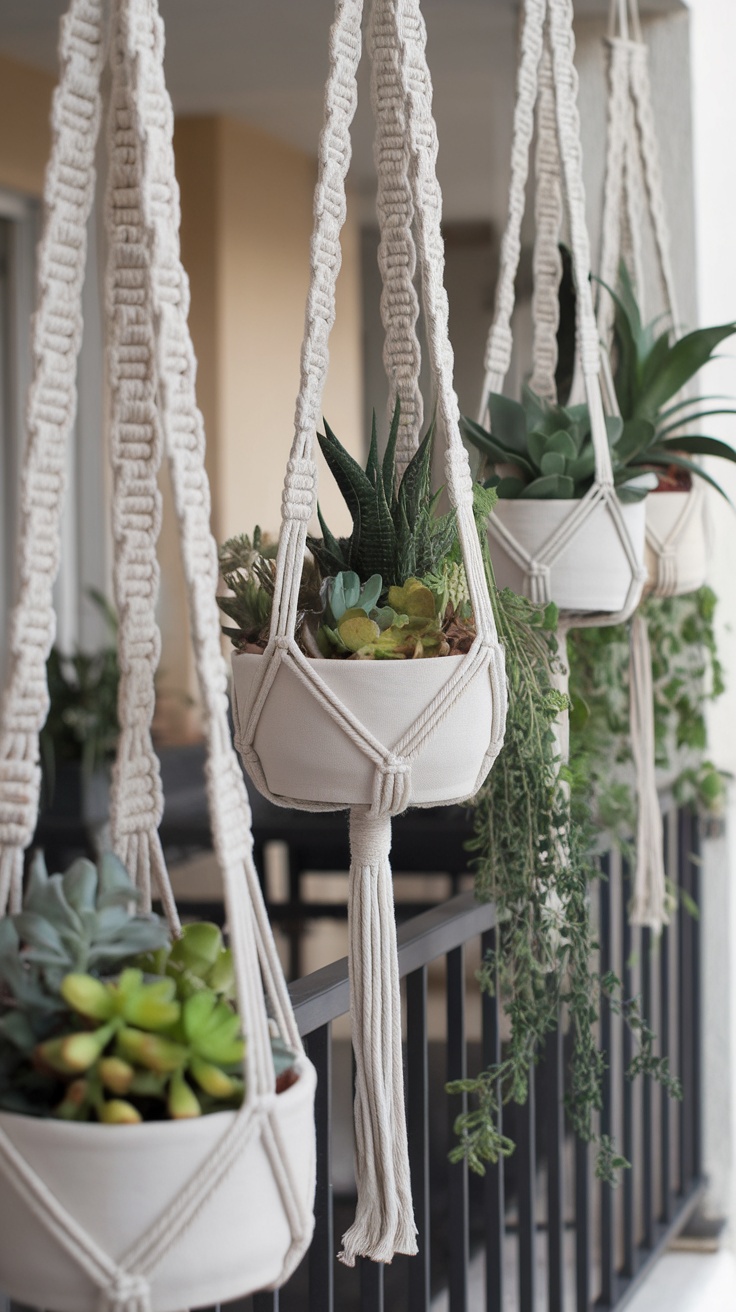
left=231, top=651, right=496, bottom=808
left=645, top=489, right=707, bottom=597
left=489, top=496, right=647, bottom=613
left=0, top=1057, right=316, bottom=1312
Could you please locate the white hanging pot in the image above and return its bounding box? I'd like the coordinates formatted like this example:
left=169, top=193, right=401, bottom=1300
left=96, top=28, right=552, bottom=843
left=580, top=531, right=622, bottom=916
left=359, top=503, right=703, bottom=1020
left=644, top=487, right=707, bottom=598
left=0, top=1058, right=316, bottom=1312
left=231, top=648, right=496, bottom=810
left=489, top=495, right=647, bottom=613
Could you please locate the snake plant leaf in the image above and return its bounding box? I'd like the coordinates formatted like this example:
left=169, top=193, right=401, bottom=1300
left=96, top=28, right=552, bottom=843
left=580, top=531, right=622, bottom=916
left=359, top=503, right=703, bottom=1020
left=633, top=448, right=734, bottom=503
left=365, top=410, right=381, bottom=489
left=659, top=434, right=736, bottom=464
left=519, top=474, right=575, bottom=499
left=635, top=323, right=736, bottom=419
left=487, top=392, right=528, bottom=455
left=657, top=408, right=736, bottom=439
left=314, top=506, right=347, bottom=576
left=613, top=417, right=657, bottom=463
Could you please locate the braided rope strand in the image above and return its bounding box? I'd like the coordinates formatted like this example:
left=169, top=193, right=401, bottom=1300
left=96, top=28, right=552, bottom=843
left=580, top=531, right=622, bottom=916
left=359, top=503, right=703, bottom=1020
left=0, top=0, right=105, bottom=912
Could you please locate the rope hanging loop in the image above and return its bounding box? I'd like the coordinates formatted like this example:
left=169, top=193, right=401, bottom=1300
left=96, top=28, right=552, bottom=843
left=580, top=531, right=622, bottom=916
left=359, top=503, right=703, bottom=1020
left=0, top=0, right=316, bottom=1305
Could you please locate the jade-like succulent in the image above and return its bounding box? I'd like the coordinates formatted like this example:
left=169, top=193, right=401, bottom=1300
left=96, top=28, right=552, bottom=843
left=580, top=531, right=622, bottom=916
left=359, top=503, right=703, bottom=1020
left=38, top=969, right=245, bottom=1122
left=135, top=921, right=236, bottom=1002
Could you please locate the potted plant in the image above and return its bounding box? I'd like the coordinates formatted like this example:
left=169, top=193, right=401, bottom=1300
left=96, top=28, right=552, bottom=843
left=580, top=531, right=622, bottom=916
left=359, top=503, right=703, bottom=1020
left=0, top=852, right=313, bottom=1312
left=462, top=387, right=653, bottom=612
left=225, top=407, right=502, bottom=811
left=600, top=263, right=736, bottom=596
left=39, top=591, right=120, bottom=834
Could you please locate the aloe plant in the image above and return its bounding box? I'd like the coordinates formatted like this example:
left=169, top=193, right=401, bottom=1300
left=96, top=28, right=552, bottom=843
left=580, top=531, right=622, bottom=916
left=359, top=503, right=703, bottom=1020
left=308, top=402, right=456, bottom=585
left=463, top=386, right=655, bottom=503
left=601, top=262, right=736, bottom=498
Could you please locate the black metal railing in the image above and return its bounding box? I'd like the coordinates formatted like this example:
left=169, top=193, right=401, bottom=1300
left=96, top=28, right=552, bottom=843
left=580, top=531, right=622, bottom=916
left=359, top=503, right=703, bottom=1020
left=245, top=803, right=704, bottom=1312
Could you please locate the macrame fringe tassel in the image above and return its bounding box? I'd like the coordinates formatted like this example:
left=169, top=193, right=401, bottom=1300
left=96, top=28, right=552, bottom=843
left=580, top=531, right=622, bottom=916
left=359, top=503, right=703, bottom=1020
left=0, top=847, right=23, bottom=916
left=629, top=614, right=668, bottom=931
left=339, top=810, right=417, bottom=1266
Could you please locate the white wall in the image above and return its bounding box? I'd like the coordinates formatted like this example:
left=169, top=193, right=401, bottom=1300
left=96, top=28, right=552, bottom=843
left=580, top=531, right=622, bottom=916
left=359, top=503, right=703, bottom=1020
left=687, top=0, right=736, bottom=1240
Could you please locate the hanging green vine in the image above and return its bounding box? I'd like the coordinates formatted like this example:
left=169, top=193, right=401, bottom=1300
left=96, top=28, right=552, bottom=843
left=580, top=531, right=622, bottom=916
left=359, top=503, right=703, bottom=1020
left=449, top=519, right=683, bottom=1181
left=568, top=587, right=726, bottom=843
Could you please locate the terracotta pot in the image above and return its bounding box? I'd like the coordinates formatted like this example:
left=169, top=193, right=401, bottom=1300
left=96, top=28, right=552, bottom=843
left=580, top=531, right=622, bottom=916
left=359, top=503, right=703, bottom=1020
left=489, top=496, right=647, bottom=613
left=645, top=488, right=707, bottom=597
left=0, top=1057, right=316, bottom=1312
left=231, top=648, right=501, bottom=809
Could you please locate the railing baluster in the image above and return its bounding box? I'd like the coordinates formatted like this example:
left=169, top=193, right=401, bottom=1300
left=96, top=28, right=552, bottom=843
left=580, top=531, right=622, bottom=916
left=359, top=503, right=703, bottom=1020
left=575, top=1106, right=591, bottom=1312
left=407, top=966, right=431, bottom=1312
left=621, top=868, right=635, bottom=1279
left=253, top=1292, right=278, bottom=1311
left=642, top=926, right=655, bottom=1251
left=678, top=809, right=695, bottom=1191
left=360, top=1257, right=384, bottom=1311
left=545, top=1023, right=565, bottom=1312
left=447, top=945, right=469, bottom=1312
left=599, top=855, right=616, bottom=1306
left=661, top=813, right=671, bottom=1222
left=481, top=928, right=504, bottom=1312
left=517, top=1064, right=536, bottom=1312
left=306, top=1024, right=334, bottom=1312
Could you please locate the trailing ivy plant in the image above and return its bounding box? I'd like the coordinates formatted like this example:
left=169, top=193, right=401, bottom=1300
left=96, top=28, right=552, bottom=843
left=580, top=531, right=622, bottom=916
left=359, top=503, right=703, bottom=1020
left=448, top=505, right=681, bottom=1182
left=568, top=586, right=727, bottom=845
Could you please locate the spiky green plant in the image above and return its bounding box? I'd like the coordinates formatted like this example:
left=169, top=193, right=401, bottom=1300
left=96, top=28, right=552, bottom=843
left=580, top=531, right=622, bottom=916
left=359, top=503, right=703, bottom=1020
left=601, top=262, right=736, bottom=498
left=308, top=402, right=456, bottom=586
left=463, top=386, right=656, bottom=502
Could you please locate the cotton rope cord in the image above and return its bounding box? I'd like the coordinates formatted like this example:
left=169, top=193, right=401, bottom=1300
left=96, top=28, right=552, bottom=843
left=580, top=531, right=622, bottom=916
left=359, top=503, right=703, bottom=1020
left=0, top=0, right=105, bottom=916
left=370, top=0, right=423, bottom=472
left=476, top=0, right=645, bottom=628
left=629, top=613, right=668, bottom=930
left=0, top=0, right=315, bottom=1305
left=105, top=0, right=178, bottom=931
left=529, top=40, right=563, bottom=404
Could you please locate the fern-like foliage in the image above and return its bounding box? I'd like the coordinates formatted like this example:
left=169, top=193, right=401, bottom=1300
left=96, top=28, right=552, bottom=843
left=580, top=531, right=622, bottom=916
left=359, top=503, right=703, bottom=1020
left=308, top=402, right=456, bottom=589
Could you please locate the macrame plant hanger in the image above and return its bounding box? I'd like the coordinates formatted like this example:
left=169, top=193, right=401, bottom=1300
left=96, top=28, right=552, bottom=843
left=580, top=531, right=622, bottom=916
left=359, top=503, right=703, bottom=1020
left=230, top=0, right=507, bottom=1267
left=598, top=0, right=704, bottom=930
left=0, top=2, right=316, bottom=1308
left=477, top=0, right=647, bottom=636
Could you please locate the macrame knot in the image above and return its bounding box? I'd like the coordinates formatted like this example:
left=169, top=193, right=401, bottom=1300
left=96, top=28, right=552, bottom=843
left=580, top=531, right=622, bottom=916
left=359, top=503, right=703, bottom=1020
left=444, top=447, right=474, bottom=508
left=0, top=757, right=42, bottom=844
left=527, top=561, right=551, bottom=606
left=100, top=1270, right=151, bottom=1312
left=371, top=757, right=411, bottom=817
left=282, top=458, right=317, bottom=523
left=654, top=546, right=678, bottom=598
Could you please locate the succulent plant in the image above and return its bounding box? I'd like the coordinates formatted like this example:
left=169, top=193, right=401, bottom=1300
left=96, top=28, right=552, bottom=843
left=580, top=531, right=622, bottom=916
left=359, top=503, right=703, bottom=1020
left=463, top=386, right=656, bottom=503
left=0, top=855, right=297, bottom=1122
left=308, top=402, right=457, bottom=587
left=317, top=573, right=449, bottom=659
left=38, top=970, right=245, bottom=1122
left=602, top=262, right=736, bottom=499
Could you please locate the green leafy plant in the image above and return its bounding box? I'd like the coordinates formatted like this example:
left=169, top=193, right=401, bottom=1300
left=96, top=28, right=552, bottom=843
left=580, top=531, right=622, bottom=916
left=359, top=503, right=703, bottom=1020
left=601, top=262, right=736, bottom=498
left=0, top=855, right=297, bottom=1122
left=462, top=386, right=656, bottom=502
left=40, top=590, right=120, bottom=796
left=448, top=507, right=680, bottom=1182
left=568, top=586, right=727, bottom=843
left=316, top=571, right=449, bottom=659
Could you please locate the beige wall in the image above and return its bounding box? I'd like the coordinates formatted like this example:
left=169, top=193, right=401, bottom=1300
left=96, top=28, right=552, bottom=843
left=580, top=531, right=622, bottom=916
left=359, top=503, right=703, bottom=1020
left=0, top=54, right=53, bottom=196
left=176, top=114, right=363, bottom=548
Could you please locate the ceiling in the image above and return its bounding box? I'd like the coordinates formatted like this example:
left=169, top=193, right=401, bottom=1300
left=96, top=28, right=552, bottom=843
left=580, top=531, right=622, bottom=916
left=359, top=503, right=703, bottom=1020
left=0, top=0, right=686, bottom=220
